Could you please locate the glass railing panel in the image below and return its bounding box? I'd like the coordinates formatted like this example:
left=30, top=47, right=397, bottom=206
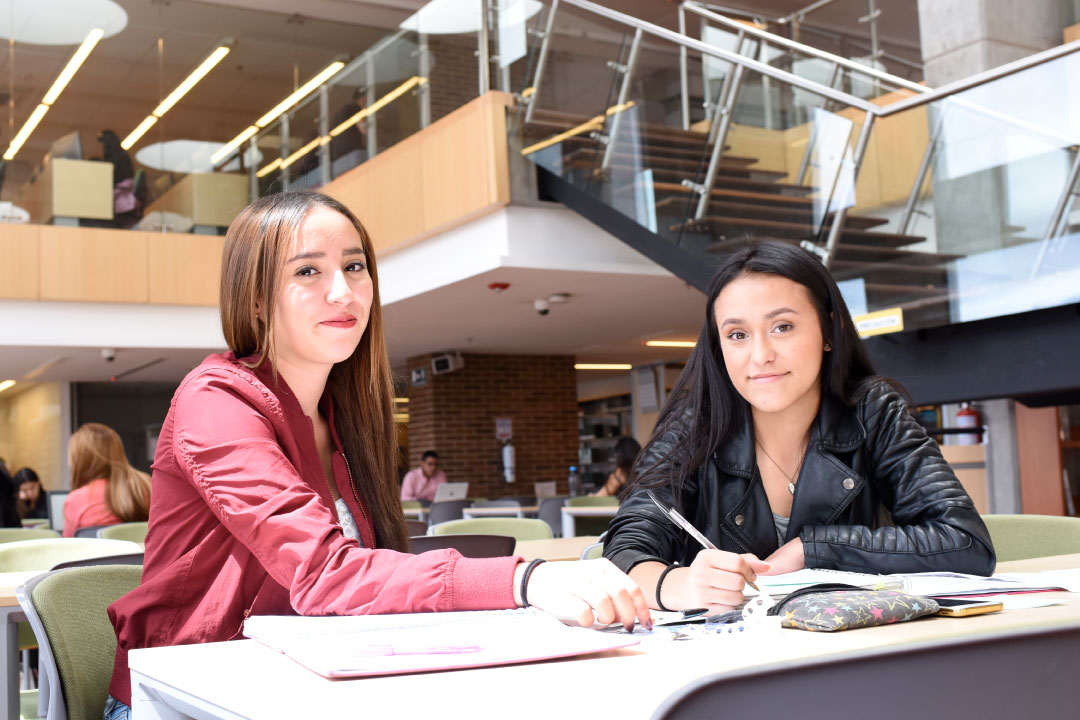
left=401, top=0, right=483, bottom=125
left=831, top=52, right=1080, bottom=333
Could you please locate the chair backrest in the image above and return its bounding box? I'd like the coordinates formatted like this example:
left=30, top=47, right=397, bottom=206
left=18, top=566, right=143, bottom=720
left=409, top=534, right=516, bottom=558
left=426, top=499, right=472, bottom=526
left=471, top=499, right=522, bottom=508
left=566, top=496, right=619, bottom=507
left=538, top=496, right=569, bottom=537
left=73, top=525, right=110, bottom=539
left=430, top=517, right=553, bottom=542
left=401, top=500, right=422, bottom=510
left=981, top=514, right=1080, bottom=562
left=405, top=520, right=428, bottom=536
left=0, top=539, right=144, bottom=572
left=98, top=522, right=149, bottom=545
left=580, top=541, right=604, bottom=561
left=0, top=527, right=60, bottom=543
left=51, top=553, right=144, bottom=570
left=652, top=622, right=1080, bottom=719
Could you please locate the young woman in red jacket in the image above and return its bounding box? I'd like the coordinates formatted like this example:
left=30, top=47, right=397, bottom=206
left=104, top=192, right=649, bottom=718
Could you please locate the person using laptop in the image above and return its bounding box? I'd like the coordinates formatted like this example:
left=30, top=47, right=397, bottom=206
left=604, top=240, right=995, bottom=617
left=400, top=450, right=447, bottom=502
left=103, top=192, right=650, bottom=720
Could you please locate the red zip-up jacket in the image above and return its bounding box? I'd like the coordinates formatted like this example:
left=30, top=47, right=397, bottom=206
left=108, top=353, right=520, bottom=703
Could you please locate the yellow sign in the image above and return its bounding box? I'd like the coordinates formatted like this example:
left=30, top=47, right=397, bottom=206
left=853, top=308, right=904, bottom=338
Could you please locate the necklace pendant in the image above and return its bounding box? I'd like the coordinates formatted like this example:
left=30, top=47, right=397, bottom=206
left=787, top=481, right=796, bottom=495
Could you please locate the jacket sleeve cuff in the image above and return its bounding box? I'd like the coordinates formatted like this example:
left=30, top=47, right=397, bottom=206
left=448, top=555, right=523, bottom=611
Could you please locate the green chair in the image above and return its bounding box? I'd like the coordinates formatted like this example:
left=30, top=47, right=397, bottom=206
left=17, top=565, right=143, bottom=720
left=0, top=528, right=59, bottom=543
left=0, top=538, right=144, bottom=572
left=98, top=522, right=149, bottom=546
left=566, top=495, right=619, bottom=536
left=579, top=541, right=604, bottom=561
left=981, top=514, right=1080, bottom=563
left=430, top=517, right=553, bottom=542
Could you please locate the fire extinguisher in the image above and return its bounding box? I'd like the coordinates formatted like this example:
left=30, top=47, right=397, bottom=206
left=956, top=403, right=982, bottom=445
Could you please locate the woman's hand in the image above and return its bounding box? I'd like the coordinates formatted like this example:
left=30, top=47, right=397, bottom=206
left=515, top=559, right=652, bottom=631
left=662, top=550, right=771, bottom=614
left=761, top=538, right=805, bottom=575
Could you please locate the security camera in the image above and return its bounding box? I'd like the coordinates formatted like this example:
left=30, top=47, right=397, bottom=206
left=534, top=299, right=550, bottom=316
left=101, top=348, right=117, bottom=363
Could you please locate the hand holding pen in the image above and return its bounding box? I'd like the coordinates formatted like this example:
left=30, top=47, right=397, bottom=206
left=646, top=490, right=771, bottom=613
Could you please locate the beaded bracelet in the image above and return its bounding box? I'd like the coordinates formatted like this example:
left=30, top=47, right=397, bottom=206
left=520, top=558, right=546, bottom=608
left=655, top=563, right=681, bottom=612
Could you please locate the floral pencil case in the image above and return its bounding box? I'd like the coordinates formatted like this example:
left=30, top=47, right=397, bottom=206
left=766, top=583, right=939, bottom=632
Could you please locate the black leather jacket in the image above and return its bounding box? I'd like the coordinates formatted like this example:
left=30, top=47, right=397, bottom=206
left=605, top=381, right=996, bottom=576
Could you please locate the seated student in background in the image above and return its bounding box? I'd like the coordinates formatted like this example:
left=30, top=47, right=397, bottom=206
left=63, top=423, right=151, bottom=537
left=103, top=191, right=649, bottom=719
left=591, top=436, right=641, bottom=498
left=604, top=239, right=995, bottom=616
left=400, top=450, right=447, bottom=502
left=15, top=467, right=48, bottom=520
left=0, top=460, right=20, bottom=528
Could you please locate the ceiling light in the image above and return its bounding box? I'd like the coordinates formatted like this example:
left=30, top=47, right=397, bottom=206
left=210, top=125, right=258, bottom=165
left=255, top=157, right=282, bottom=178
left=255, top=61, right=345, bottom=128
left=3, top=27, right=103, bottom=160
left=0, top=1, right=125, bottom=45
left=644, top=340, right=696, bottom=348
left=0, top=380, right=15, bottom=394
left=121, top=115, right=158, bottom=150
left=575, top=363, right=632, bottom=371
left=394, top=398, right=410, bottom=404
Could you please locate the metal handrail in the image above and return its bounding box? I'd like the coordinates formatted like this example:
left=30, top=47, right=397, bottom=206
left=559, top=0, right=878, bottom=113
left=682, top=1, right=930, bottom=95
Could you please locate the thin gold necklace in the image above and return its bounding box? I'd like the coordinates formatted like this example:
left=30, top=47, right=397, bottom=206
left=755, top=433, right=809, bottom=495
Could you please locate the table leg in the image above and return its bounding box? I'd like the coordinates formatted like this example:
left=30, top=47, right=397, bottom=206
left=561, top=513, right=575, bottom=538
left=1, top=607, right=24, bottom=720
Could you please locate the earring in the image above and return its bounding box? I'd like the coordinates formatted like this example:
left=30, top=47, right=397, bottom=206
left=824, top=342, right=832, bottom=351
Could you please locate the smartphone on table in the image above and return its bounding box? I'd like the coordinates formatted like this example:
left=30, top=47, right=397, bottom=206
left=934, top=597, right=1004, bottom=617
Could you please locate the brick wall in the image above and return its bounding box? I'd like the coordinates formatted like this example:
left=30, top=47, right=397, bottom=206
left=405, top=353, right=578, bottom=498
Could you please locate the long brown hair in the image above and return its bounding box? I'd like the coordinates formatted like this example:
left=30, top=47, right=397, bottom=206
left=68, top=422, right=151, bottom=522
left=219, top=190, right=408, bottom=552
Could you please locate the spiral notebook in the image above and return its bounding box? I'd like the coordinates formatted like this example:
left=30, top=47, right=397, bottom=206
left=244, top=609, right=640, bottom=678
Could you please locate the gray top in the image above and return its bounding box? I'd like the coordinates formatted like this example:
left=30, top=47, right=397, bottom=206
left=773, top=513, right=790, bottom=547
left=334, top=496, right=362, bottom=545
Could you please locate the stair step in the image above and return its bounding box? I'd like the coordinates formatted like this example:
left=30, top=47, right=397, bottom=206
left=653, top=182, right=813, bottom=208
left=566, top=148, right=786, bottom=181
left=690, top=216, right=923, bottom=248
left=668, top=200, right=887, bottom=231
left=835, top=243, right=963, bottom=264
left=637, top=167, right=812, bottom=196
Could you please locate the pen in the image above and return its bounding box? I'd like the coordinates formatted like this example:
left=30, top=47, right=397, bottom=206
left=645, top=489, right=761, bottom=592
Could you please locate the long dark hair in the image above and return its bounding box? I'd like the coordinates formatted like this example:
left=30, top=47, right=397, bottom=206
left=219, top=190, right=408, bottom=552
left=635, top=239, right=884, bottom=495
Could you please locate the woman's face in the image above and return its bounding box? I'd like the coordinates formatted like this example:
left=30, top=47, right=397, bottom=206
left=19, top=481, right=40, bottom=504
left=713, top=273, right=825, bottom=418
left=270, top=207, right=374, bottom=374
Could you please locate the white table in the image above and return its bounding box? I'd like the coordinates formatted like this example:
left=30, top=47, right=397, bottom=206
left=1, top=572, right=43, bottom=720
left=461, top=505, right=539, bottom=519
left=128, top=554, right=1080, bottom=719
left=515, top=535, right=601, bottom=562
left=560, top=505, right=618, bottom=537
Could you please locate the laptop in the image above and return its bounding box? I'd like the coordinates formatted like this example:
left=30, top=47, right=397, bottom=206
left=433, top=482, right=469, bottom=502
left=47, top=490, right=70, bottom=533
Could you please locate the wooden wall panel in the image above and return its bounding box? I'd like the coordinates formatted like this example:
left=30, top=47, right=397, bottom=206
left=147, top=232, right=224, bottom=306
left=363, top=142, right=426, bottom=254
left=38, top=225, right=149, bottom=303
left=1016, top=403, right=1066, bottom=515
left=942, top=445, right=989, bottom=515
left=0, top=225, right=40, bottom=299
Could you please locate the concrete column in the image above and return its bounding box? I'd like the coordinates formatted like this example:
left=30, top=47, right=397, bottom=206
left=982, top=398, right=1022, bottom=514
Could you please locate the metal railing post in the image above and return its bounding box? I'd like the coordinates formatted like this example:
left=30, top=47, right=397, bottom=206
left=693, top=62, right=745, bottom=219
left=280, top=114, right=291, bottom=192
left=248, top=136, right=258, bottom=201
left=795, top=61, right=839, bottom=186
left=679, top=5, right=690, bottom=130
left=821, top=110, right=874, bottom=267
left=700, top=19, right=712, bottom=112
left=1030, top=148, right=1080, bottom=278
left=601, top=27, right=642, bottom=170
left=419, top=34, right=432, bottom=128
left=524, top=0, right=558, bottom=123
left=897, top=104, right=948, bottom=234
left=318, top=85, right=331, bottom=186
left=478, top=0, right=491, bottom=95
left=365, top=57, right=378, bottom=158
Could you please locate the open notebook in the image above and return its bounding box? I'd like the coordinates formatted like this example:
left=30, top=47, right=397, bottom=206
left=244, top=609, right=640, bottom=679
left=753, top=567, right=1080, bottom=598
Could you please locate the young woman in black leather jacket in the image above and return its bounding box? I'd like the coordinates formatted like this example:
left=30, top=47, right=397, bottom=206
left=604, top=240, right=995, bottom=615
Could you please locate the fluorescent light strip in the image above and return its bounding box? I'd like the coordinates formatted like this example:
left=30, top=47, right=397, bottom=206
left=210, top=125, right=258, bottom=165
left=0, top=380, right=15, bottom=394
left=644, top=340, right=696, bottom=348
left=280, top=135, right=328, bottom=170
left=121, top=115, right=158, bottom=150
left=42, top=28, right=104, bottom=105
left=574, top=363, right=632, bottom=371
left=213, top=60, right=345, bottom=167
left=255, top=157, right=282, bottom=178
left=3, top=104, right=49, bottom=160
left=394, top=397, right=410, bottom=404
left=154, top=45, right=231, bottom=117
left=255, top=61, right=345, bottom=128
left=4, top=28, right=104, bottom=160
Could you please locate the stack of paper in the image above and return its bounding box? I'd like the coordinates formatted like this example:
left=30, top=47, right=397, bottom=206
left=752, top=567, right=1080, bottom=599
left=244, top=609, right=640, bottom=678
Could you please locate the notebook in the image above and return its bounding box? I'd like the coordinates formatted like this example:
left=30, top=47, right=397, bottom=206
left=244, top=609, right=639, bottom=678
left=433, top=482, right=468, bottom=502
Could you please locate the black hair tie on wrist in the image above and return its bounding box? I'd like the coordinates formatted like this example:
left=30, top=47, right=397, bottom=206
left=655, top=563, right=680, bottom=612
left=520, top=558, right=546, bottom=608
